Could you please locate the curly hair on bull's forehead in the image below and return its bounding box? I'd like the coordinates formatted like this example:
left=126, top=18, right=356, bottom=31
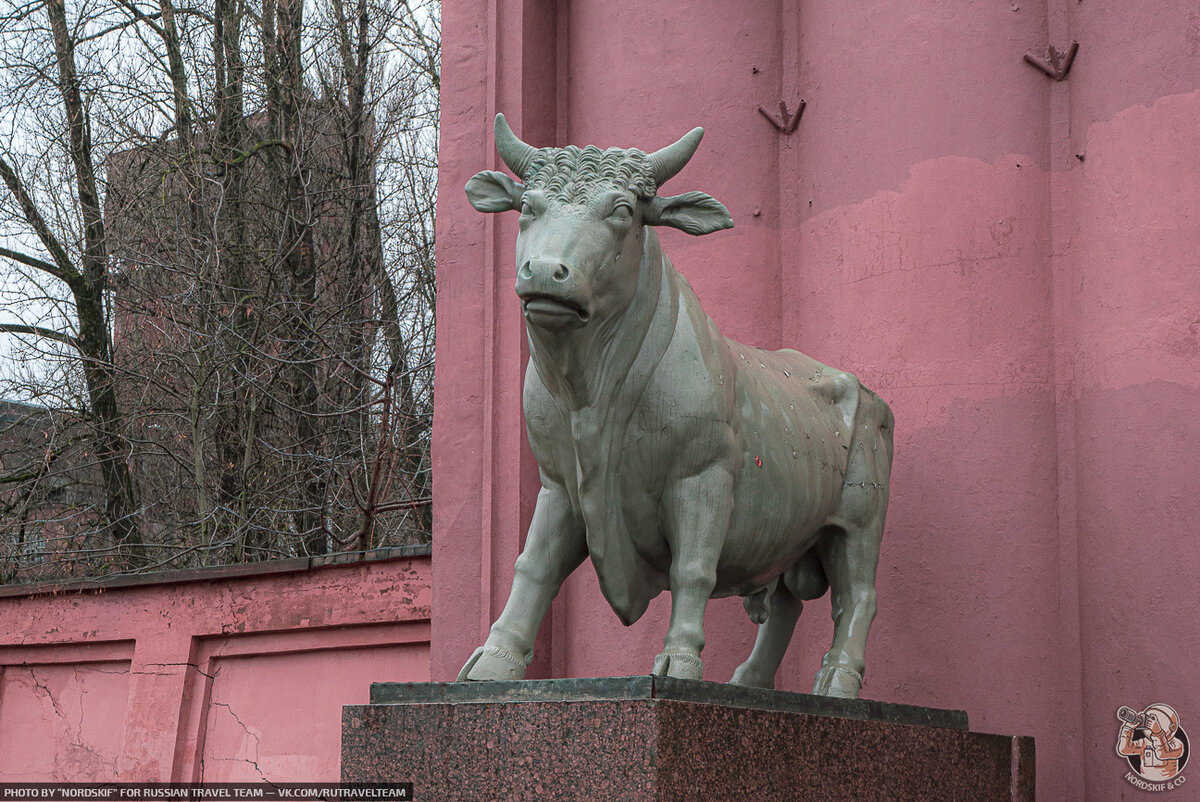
left=524, top=145, right=658, bottom=202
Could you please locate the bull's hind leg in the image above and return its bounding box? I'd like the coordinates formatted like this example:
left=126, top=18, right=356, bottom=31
left=812, top=518, right=885, bottom=698
left=730, top=552, right=827, bottom=689
left=813, top=391, right=892, bottom=699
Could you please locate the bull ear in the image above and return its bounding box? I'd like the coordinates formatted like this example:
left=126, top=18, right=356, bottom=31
left=465, top=170, right=524, bottom=213
left=644, top=191, right=733, bottom=235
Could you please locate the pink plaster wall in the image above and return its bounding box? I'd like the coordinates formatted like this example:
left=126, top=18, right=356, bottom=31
left=0, top=654, right=134, bottom=780
left=432, top=1, right=1200, bottom=800
left=0, top=554, right=430, bottom=781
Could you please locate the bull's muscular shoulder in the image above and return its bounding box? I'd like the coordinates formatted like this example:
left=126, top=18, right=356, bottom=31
left=522, top=362, right=574, bottom=482
left=522, top=361, right=556, bottom=427
left=634, top=280, right=743, bottom=459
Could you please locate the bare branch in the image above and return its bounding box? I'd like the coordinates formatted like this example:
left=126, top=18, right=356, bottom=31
left=0, top=245, right=68, bottom=280
left=0, top=154, right=80, bottom=285
left=0, top=322, right=80, bottom=350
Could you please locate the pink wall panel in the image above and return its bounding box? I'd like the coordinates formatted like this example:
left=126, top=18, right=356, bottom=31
left=196, top=640, right=428, bottom=781
left=1065, top=84, right=1200, bottom=800
left=0, top=656, right=132, bottom=780
left=793, top=0, right=1053, bottom=211
left=547, top=0, right=788, bottom=684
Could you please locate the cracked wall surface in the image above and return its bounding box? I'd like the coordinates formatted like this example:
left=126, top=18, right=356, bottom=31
left=0, top=555, right=431, bottom=781
left=0, top=661, right=131, bottom=780
left=197, top=646, right=428, bottom=782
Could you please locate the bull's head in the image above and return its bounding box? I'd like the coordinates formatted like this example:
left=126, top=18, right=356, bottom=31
left=465, top=114, right=733, bottom=331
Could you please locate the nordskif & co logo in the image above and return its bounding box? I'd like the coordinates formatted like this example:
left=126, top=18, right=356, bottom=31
left=1115, top=703, right=1189, bottom=791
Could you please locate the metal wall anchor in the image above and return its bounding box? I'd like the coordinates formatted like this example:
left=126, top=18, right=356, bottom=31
left=1024, top=40, right=1078, bottom=81
left=759, top=99, right=805, bottom=134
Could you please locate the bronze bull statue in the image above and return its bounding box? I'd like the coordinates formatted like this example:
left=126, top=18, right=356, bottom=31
left=459, top=114, right=894, bottom=698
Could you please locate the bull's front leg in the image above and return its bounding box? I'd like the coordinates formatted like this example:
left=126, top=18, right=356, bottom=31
left=459, top=484, right=586, bottom=681
left=653, top=466, right=733, bottom=680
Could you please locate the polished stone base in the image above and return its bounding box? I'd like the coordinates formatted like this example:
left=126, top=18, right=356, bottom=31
left=342, top=676, right=1034, bottom=801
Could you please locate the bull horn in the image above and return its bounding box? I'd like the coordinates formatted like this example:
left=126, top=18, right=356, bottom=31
left=647, top=127, right=704, bottom=187
left=494, top=113, right=537, bottom=178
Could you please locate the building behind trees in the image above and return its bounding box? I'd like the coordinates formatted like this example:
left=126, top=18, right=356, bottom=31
left=0, top=0, right=439, bottom=581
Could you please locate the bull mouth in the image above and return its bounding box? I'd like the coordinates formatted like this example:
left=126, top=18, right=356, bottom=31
left=520, top=294, right=591, bottom=328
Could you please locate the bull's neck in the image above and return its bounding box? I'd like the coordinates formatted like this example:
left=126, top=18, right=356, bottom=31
left=526, top=228, right=673, bottom=413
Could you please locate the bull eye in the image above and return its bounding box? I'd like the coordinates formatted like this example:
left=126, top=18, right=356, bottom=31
left=608, top=203, right=633, bottom=221
left=519, top=197, right=533, bottom=216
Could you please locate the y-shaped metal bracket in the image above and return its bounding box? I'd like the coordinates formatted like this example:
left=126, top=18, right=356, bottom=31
left=1024, top=40, right=1078, bottom=81
left=759, top=99, right=805, bottom=134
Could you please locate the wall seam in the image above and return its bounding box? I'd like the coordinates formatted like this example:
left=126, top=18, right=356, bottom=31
left=1045, top=0, right=1087, bottom=797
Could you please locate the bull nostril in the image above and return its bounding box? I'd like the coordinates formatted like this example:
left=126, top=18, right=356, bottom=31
left=518, top=263, right=533, bottom=280
left=552, top=264, right=569, bottom=282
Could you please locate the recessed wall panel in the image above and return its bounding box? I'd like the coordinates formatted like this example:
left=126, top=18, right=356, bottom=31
left=0, top=661, right=131, bottom=780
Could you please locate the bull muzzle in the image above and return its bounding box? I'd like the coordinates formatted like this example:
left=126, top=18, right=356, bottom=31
left=516, top=259, right=592, bottom=329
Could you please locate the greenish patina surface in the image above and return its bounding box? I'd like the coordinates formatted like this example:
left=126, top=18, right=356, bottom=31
left=460, top=115, right=894, bottom=698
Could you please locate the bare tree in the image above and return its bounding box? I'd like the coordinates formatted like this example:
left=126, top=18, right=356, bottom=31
left=0, top=0, right=146, bottom=566
left=0, top=0, right=438, bottom=581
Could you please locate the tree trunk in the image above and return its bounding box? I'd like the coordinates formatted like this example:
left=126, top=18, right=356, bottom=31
left=272, top=0, right=326, bottom=554
left=47, top=0, right=144, bottom=566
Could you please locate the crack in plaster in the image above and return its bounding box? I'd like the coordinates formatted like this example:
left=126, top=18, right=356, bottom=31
left=66, top=667, right=119, bottom=777
left=15, top=666, right=119, bottom=778
left=206, top=702, right=268, bottom=783
left=135, top=662, right=218, bottom=681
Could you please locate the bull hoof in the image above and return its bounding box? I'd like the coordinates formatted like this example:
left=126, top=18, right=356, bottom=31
left=812, top=665, right=863, bottom=698
left=652, top=648, right=703, bottom=680
left=729, top=662, right=775, bottom=689
left=457, top=644, right=527, bottom=682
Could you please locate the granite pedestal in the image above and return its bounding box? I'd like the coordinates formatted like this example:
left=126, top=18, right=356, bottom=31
left=342, top=676, right=1034, bottom=801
